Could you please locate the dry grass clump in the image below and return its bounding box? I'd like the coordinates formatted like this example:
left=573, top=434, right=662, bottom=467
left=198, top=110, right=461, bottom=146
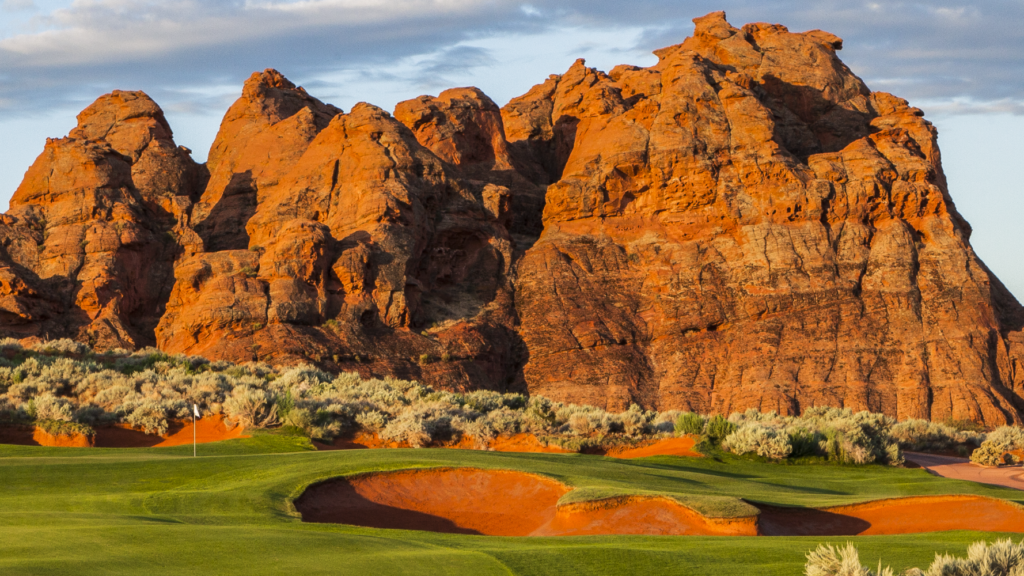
left=805, top=543, right=893, bottom=576
left=808, top=539, right=1024, bottom=576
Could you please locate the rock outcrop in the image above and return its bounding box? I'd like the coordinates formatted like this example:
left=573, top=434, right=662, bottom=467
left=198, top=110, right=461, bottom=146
left=3, top=12, right=1022, bottom=424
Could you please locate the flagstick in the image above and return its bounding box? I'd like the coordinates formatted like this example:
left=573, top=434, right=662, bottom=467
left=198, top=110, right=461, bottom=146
left=193, top=405, right=197, bottom=458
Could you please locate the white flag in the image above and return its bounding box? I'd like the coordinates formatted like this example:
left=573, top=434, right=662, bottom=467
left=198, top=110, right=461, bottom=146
left=193, top=404, right=200, bottom=418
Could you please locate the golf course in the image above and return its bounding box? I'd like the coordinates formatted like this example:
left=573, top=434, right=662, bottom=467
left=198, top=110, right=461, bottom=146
left=1, top=430, right=1021, bottom=575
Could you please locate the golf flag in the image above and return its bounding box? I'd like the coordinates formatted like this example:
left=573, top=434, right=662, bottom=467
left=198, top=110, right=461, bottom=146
left=193, top=404, right=200, bottom=418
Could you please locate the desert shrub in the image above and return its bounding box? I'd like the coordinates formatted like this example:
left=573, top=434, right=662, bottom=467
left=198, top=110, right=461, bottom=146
left=788, top=428, right=822, bottom=458
left=283, top=407, right=314, bottom=431
left=890, top=418, right=982, bottom=452
left=33, top=394, right=74, bottom=422
left=485, top=407, right=522, bottom=436
left=223, top=386, right=279, bottom=428
left=72, top=404, right=106, bottom=424
left=273, top=364, right=332, bottom=396
left=455, top=417, right=494, bottom=448
left=36, top=419, right=95, bottom=437
left=125, top=402, right=171, bottom=435
left=674, top=412, right=706, bottom=436
left=805, top=542, right=894, bottom=576
left=972, top=426, right=1024, bottom=466
left=380, top=412, right=431, bottom=447
left=30, top=338, right=91, bottom=355
left=0, top=337, right=23, bottom=351
left=705, top=414, right=737, bottom=444
left=354, top=410, right=387, bottom=432
left=652, top=410, right=680, bottom=433
left=723, top=423, right=793, bottom=460
left=620, top=404, right=654, bottom=437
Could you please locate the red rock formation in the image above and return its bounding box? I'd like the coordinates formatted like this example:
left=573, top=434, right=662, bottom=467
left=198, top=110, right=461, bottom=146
left=4, top=12, right=1023, bottom=423
left=0, top=90, right=203, bottom=348
left=512, top=11, right=1024, bottom=423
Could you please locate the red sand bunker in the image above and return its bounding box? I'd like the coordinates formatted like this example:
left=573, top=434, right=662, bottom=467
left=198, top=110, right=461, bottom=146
left=602, top=437, right=701, bottom=459
left=94, top=416, right=247, bottom=448
left=1, top=416, right=246, bottom=448
left=294, top=467, right=753, bottom=536
left=758, top=495, right=1024, bottom=535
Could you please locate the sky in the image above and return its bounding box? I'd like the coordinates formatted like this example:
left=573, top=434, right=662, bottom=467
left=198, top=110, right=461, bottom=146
left=0, top=0, right=1021, bottom=299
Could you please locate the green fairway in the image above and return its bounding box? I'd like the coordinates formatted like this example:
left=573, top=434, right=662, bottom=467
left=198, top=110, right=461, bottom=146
left=0, top=433, right=1019, bottom=575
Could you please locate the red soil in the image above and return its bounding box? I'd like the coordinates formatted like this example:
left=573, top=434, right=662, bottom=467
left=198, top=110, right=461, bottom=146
left=602, top=436, right=701, bottom=459
left=294, top=467, right=755, bottom=536
left=0, top=426, right=94, bottom=447
left=94, top=416, right=247, bottom=448
left=33, top=428, right=93, bottom=447
left=757, top=495, right=1024, bottom=535
left=0, top=426, right=35, bottom=445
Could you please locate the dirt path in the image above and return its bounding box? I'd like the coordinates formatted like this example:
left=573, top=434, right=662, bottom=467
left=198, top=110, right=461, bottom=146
left=904, top=452, right=1024, bottom=491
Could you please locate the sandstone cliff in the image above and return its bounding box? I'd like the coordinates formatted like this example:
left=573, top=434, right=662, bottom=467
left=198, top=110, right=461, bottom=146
left=3, top=11, right=1022, bottom=423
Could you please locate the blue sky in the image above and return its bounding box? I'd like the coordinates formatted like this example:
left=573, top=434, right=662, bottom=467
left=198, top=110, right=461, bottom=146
left=0, top=1, right=1022, bottom=299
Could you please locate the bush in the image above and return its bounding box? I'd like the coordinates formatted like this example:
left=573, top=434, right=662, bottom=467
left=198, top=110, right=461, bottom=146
left=223, top=386, right=279, bottom=428
left=891, top=418, right=982, bottom=452
left=34, top=394, right=74, bottom=422
left=788, top=428, right=821, bottom=458
left=380, top=413, right=431, bottom=447
left=705, top=414, right=737, bottom=444
left=674, top=412, right=705, bottom=436
left=723, top=423, right=793, bottom=460
left=972, top=426, right=1024, bottom=466
left=36, top=419, right=95, bottom=437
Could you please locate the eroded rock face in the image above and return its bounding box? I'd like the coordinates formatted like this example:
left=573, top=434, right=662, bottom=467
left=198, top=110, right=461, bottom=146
left=0, top=90, right=203, bottom=349
left=514, top=11, right=1024, bottom=423
left=4, top=11, right=1023, bottom=423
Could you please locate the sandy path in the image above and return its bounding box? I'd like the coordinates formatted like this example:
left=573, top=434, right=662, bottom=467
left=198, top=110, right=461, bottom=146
left=904, top=452, right=1024, bottom=491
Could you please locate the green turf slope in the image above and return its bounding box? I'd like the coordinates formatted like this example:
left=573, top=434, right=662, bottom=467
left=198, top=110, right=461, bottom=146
left=0, top=433, right=1019, bottom=575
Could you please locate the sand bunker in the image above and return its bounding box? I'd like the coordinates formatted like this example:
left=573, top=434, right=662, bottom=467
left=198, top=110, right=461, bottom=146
left=94, top=415, right=247, bottom=448
left=1, top=416, right=246, bottom=449
left=294, top=467, right=753, bottom=536
left=295, top=468, right=1024, bottom=537
left=758, top=495, right=1024, bottom=535
left=601, top=437, right=701, bottom=459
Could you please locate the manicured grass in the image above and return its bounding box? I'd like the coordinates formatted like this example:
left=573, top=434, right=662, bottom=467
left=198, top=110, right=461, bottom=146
left=0, top=435, right=1020, bottom=575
